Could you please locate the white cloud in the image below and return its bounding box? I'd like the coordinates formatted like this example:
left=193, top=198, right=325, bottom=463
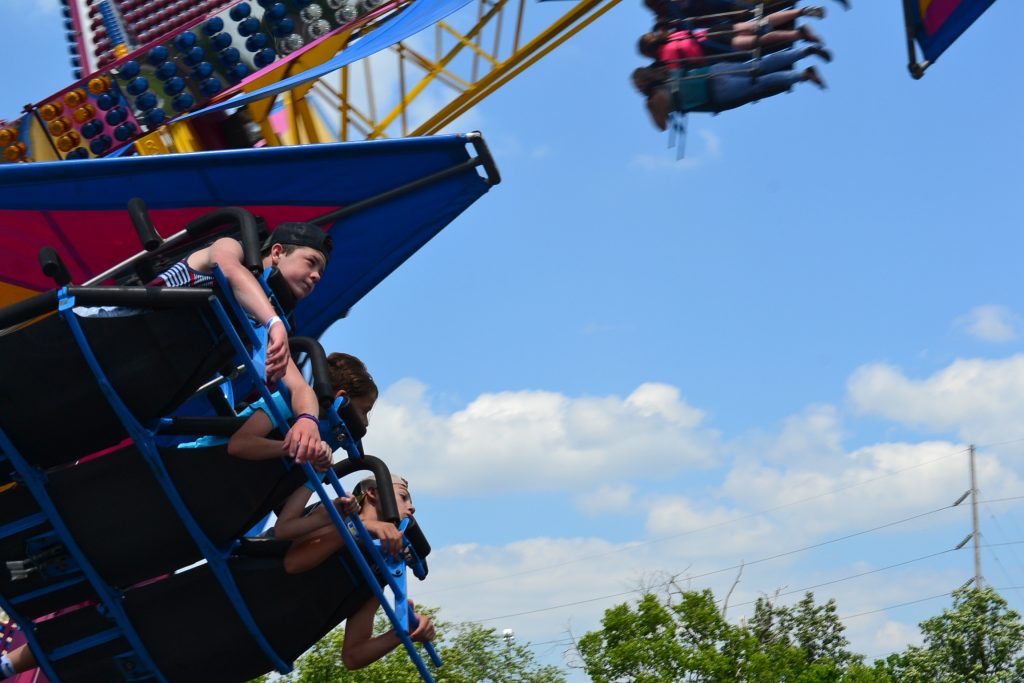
left=630, top=153, right=697, bottom=170
left=698, top=128, right=721, bottom=158
left=365, top=380, right=719, bottom=494
left=871, top=619, right=923, bottom=652
left=760, top=404, right=845, bottom=466
left=956, top=305, right=1021, bottom=342
left=576, top=484, right=635, bottom=517
left=629, top=128, right=721, bottom=171
left=484, top=133, right=553, bottom=163
left=359, top=356, right=1024, bottom=669
left=12, top=0, right=58, bottom=14
left=643, top=494, right=777, bottom=559
left=848, top=356, right=1024, bottom=444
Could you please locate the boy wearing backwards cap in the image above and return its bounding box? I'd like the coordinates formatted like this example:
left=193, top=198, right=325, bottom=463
left=153, top=221, right=333, bottom=463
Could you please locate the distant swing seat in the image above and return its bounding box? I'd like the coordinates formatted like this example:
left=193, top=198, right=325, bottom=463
left=30, top=522, right=430, bottom=683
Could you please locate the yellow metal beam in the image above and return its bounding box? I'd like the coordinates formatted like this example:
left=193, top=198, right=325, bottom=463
left=135, top=130, right=170, bottom=156
left=293, top=97, right=324, bottom=144
left=259, top=117, right=282, bottom=147
left=168, top=119, right=202, bottom=153
left=437, top=19, right=500, bottom=68
left=413, top=0, right=622, bottom=136
left=394, top=42, right=471, bottom=91
left=366, top=0, right=508, bottom=138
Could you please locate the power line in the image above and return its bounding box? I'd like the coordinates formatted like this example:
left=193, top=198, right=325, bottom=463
left=727, top=539, right=1024, bottom=611
left=682, top=503, right=959, bottom=583
left=723, top=547, right=959, bottom=610
left=839, top=591, right=952, bottom=621
left=494, top=574, right=1024, bottom=648
left=421, top=446, right=977, bottom=598
left=839, top=581, right=1024, bottom=622
left=465, top=504, right=976, bottom=623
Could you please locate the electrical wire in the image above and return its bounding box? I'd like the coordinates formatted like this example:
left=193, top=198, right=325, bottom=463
left=465, top=505, right=980, bottom=623
left=421, top=445, right=979, bottom=598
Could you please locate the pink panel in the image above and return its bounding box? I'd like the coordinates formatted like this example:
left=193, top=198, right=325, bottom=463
left=0, top=204, right=340, bottom=293
left=924, top=0, right=961, bottom=34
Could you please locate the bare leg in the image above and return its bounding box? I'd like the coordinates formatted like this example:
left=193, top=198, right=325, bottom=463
left=731, top=29, right=803, bottom=51
left=5, top=644, right=37, bottom=674
left=733, top=7, right=821, bottom=33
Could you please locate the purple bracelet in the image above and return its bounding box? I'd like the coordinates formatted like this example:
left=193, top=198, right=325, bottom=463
left=296, top=413, right=320, bottom=426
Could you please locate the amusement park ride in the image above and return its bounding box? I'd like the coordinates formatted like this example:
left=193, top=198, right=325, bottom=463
left=0, top=0, right=998, bottom=164
left=0, top=0, right=1002, bottom=681
left=0, top=0, right=623, bottom=165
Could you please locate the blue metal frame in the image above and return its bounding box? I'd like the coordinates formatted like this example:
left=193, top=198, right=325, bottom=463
left=0, top=512, right=46, bottom=540
left=49, top=628, right=121, bottom=661
left=324, top=395, right=363, bottom=458
left=55, top=289, right=292, bottom=676
left=208, top=268, right=293, bottom=427
left=9, top=576, right=86, bottom=606
left=0, top=424, right=166, bottom=683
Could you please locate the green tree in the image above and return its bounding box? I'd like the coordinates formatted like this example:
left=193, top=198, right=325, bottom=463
left=577, top=592, right=687, bottom=682
left=577, top=588, right=887, bottom=682
left=878, top=586, right=1024, bottom=682
left=749, top=592, right=856, bottom=672
left=251, top=605, right=566, bottom=683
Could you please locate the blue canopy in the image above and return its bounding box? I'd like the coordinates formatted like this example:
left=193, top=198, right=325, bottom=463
left=188, top=0, right=474, bottom=119
left=0, top=133, right=498, bottom=338
left=904, top=0, right=998, bottom=65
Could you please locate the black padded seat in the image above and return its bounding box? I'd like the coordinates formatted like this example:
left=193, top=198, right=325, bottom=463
left=0, top=305, right=236, bottom=467
left=36, top=545, right=377, bottom=683
left=0, top=443, right=306, bottom=609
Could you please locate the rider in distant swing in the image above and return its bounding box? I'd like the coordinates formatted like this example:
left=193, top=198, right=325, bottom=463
left=632, top=43, right=829, bottom=129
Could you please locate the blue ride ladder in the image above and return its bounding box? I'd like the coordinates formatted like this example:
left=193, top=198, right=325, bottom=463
left=52, top=286, right=294, bottom=678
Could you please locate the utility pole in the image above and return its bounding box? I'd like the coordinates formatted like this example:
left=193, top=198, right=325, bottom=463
left=970, top=444, right=983, bottom=590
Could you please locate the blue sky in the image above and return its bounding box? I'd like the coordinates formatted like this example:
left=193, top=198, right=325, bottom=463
left=5, top=0, right=1024, bottom=676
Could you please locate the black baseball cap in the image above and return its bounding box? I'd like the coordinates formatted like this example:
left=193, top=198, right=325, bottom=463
left=266, top=221, right=333, bottom=262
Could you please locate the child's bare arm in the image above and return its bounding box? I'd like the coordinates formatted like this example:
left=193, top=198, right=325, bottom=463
left=187, top=238, right=289, bottom=381
left=274, top=488, right=359, bottom=541
left=227, top=410, right=284, bottom=460
left=341, top=599, right=435, bottom=670
left=279, top=359, right=322, bottom=463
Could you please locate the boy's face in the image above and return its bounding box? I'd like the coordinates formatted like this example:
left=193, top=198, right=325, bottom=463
left=394, top=485, right=415, bottom=519
left=272, top=245, right=327, bottom=299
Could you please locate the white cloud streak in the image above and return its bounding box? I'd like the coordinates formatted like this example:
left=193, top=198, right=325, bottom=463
left=956, top=304, right=1021, bottom=342
left=848, top=355, right=1024, bottom=444
left=365, top=380, right=719, bottom=495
